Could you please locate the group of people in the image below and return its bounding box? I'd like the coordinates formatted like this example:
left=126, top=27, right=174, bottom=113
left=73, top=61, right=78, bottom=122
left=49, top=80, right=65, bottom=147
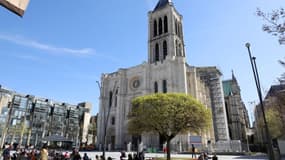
left=1, top=144, right=87, bottom=160
left=191, top=144, right=218, bottom=160
left=119, top=151, right=145, bottom=160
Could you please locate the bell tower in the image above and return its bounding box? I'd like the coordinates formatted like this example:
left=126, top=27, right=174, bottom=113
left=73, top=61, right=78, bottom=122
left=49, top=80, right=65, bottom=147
left=148, top=0, right=185, bottom=64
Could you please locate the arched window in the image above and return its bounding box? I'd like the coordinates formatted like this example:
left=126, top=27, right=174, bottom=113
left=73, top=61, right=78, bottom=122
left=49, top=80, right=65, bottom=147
left=175, top=20, right=178, bottom=35
left=154, top=81, right=158, bottom=93
left=111, top=116, right=115, bottom=125
left=155, top=43, right=159, bottom=62
left=178, top=43, right=182, bottom=56
left=163, top=80, right=167, bottom=93
left=159, top=18, right=163, bottom=35
left=164, top=16, right=168, bottom=33
left=109, top=91, right=113, bottom=107
left=163, top=41, right=167, bottom=59
left=115, top=89, right=118, bottom=107
left=178, top=23, right=181, bottom=38
left=153, top=20, right=157, bottom=37
left=179, top=23, right=183, bottom=38
left=175, top=40, right=178, bottom=56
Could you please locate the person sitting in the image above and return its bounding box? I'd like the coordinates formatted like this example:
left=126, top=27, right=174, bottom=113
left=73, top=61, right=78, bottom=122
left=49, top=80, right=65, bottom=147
left=120, top=151, right=126, bottom=160
left=198, top=153, right=204, bottom=160
left=128, top=153, right=133, bottom=160
left=203, top=152, right=208, bottom=160
left=212, top=153, right=218, bottom=160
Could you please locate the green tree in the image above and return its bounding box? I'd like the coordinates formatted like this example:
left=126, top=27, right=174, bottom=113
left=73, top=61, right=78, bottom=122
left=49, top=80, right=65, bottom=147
left=266, top=108, right=284, bottom=139
left=257, top=8, right=285, bottom=45
left=257, top=8, right=285, bottom=82
left=128, top=93, right=211, bottom=160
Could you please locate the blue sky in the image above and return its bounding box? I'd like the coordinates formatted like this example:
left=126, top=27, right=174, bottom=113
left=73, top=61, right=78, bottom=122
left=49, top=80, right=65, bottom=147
left=0, top=0, right=284, bottom=122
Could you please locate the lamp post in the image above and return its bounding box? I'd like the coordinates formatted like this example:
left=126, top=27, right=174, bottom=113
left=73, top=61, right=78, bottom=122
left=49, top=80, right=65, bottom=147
left=245, top=43, right=275, bottom=160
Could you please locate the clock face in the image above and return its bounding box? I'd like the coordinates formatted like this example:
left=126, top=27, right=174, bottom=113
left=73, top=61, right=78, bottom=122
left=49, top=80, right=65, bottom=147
left=130, top=77, right=141, bottom=90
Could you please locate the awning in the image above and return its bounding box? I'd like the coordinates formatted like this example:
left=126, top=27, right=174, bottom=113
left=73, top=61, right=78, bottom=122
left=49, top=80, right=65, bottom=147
left=42, top=135, right=73, bottom=142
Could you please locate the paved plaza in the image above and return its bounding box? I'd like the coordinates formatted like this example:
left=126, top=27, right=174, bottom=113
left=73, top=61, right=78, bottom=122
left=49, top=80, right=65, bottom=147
left=77, top=151, right=268, bottom=160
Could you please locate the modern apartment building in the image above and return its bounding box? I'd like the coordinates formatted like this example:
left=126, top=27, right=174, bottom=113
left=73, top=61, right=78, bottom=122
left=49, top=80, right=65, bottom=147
left=0, top=85, right=92, bottom=148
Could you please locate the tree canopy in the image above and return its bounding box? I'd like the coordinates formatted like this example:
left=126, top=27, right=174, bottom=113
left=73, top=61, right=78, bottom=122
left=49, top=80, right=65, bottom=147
left=257, top=8, right=285, bottom=82
left=257, top=8, right=285, bottom=45
left=266, top=108, right=284, bottom=139
left=128, top=93, right=211, bottom=160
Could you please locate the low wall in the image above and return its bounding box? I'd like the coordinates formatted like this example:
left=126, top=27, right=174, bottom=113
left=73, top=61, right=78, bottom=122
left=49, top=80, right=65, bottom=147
left=278, top=140, right=285, bottom=156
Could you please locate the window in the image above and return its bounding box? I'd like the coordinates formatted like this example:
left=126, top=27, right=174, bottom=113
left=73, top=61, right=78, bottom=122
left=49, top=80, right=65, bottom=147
left=159, top=18, right=163, bottom=35
left=175, top=40, right=178, bottom=56
left=178, top=23, right=181, bottom=38
left=153, top=20, right=157, bottom=37
left=111, top=117, right=115, bottom=125
left=175, top=20, right=178, bottom=35
left=155, top=43, right=159, bottom=62
left=154, top=82, right=158, bottom=93
left=163, top=80, right=167, bottom=93
left=163, top=41, right=167, bottom=59
left=178, top=43, right=182, bottom=56
left=164, top=16, right=168, bottom=33
left=179, top=23, right=183, bottom=38
left=115, top=89, right=118, bottom=107
left=109, top=91, right=113, bottom=107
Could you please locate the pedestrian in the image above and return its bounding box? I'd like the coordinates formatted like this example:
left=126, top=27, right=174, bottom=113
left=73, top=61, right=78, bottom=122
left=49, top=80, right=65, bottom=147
left=40, top=145, right=48, bottom=160
left=120, top=151, right=126, bottom=160
left=203, top=152, right=208, bottom=160
left=73, top=150, right=82, bottom=160
left=64, top=152, right=69, bottom=160
left=198, top=153, right=204, bottom=160
left=212, top=153, right=218, bottom=160
left=95, top=155, right=99, bottom=160
left=2, top=145, right=11, bottom=160
left=83, top=153, right=89, bottom=160
left=128, top=153, right=133, bottom=160
left=191, top=144, right=196, bottom=158
left=133, top=153, right=139, bottom=160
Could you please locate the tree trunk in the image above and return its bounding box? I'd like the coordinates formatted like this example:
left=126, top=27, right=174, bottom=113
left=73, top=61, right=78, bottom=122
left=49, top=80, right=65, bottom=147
left=166, top=139, right=171, bottom=160
left=27, top=129, right=32, bottom=146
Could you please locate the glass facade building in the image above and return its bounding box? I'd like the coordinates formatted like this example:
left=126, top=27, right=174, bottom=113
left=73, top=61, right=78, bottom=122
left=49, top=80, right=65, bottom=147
left=0, top=86, right=92, bottom=148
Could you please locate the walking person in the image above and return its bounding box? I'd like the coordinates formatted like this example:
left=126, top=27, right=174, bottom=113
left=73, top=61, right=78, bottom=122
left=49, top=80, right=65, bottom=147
left=191, top=144, right=196, bottom=158
left=83, top=153, right=89, bottom=160
left=40, top=145, right=48, bottom=160
left=2, top=145, right=11, bottom=160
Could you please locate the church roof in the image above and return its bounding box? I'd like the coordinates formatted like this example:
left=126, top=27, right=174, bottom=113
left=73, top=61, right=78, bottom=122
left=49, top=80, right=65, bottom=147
left=222, top=80, right=233, bottom=97
left=265, top=84, right=285, bottom=98
left=153, top=0, right=171, bottom=11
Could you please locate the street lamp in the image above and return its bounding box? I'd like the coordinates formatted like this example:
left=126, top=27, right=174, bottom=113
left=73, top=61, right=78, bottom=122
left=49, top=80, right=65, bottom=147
left=245, top=43, right=275, bottom=160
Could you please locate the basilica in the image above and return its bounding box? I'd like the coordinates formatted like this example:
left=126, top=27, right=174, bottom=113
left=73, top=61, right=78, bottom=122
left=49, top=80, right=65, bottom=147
left=97, top=0, right=233, bottom=152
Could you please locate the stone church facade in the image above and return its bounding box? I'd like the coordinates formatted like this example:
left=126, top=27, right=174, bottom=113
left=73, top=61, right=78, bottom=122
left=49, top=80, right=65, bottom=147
left=97, top=0, right=231, bottom=151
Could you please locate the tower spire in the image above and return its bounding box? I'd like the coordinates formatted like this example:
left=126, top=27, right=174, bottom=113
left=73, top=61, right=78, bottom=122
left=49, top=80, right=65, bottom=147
left=154, top=0, right=172, bottom=11
left=231, top=70, right=237, bottom=81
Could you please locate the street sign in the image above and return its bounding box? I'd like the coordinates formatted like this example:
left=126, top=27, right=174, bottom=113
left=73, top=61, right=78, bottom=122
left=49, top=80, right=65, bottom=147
left=0, top=0, right=30, bottom=17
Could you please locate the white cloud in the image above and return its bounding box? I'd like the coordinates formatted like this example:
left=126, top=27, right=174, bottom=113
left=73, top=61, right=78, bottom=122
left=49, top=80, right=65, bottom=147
left=16, top=55, right=41, bottom=61
left=0, top=34, right=95, bottom=56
